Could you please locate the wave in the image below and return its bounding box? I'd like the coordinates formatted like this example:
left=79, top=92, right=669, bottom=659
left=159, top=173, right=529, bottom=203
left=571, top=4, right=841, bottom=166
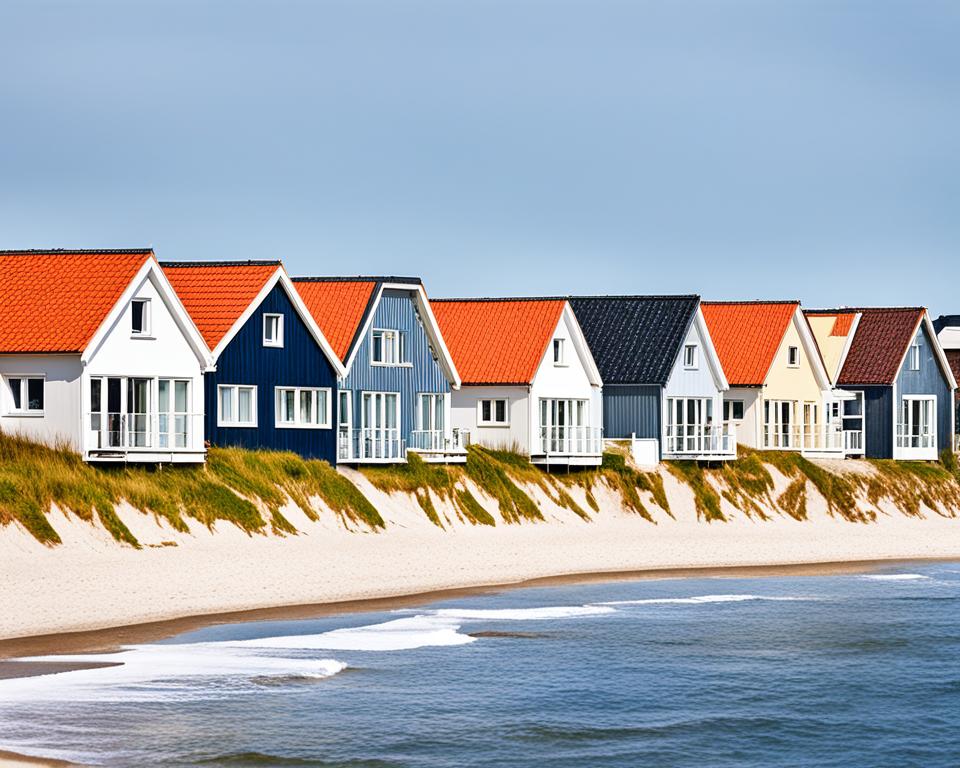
left=597, top=594, right=814, bottom=606
left=860, top=574, right=930, bottom=581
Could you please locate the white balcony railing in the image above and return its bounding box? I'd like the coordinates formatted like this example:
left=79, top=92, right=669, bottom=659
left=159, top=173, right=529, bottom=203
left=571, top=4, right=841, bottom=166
left=763, top=425, right=863, bottom=455
left=85, top=412, right=204, bottom=454
left=538, top=425, right=603, bottom=457
left=408, top=429, right=470, bottom=454
left=844, top=429, right=864, bottom=454
left=664, top=423, right=736, bottom=458
left=338, top=428, right=406, bottom=462
left=895, top=427, right=936, bottom=450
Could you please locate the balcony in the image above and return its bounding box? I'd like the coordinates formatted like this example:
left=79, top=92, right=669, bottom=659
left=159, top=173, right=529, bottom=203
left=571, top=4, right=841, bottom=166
left=534, top=425, right=603, bottom=467
left=663, top=423, right=737, bottom=460
left=84, top=411, right=206, bottom=463
left=407, top=429, right=470, bottom=463
left=338, top=428, right=406, bottom=463
left=762, top=425, right=864, bottom=457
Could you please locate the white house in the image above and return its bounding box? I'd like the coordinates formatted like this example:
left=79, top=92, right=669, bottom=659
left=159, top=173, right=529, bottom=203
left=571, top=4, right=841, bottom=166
left=0, top=249, right=213, bottom=462
left=432, top=298, right=603, bottom=466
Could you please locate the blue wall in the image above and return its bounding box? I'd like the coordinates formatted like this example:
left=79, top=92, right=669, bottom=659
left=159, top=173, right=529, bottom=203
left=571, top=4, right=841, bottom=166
left=897, top=322, right=952, bottom=454
left=840, top=385, right=893, bottom=459
left=204, top=283, right=339, bottom=462
left=603, top=385, right=661, bottom=440
left=341, top=289, right=451, bottom=442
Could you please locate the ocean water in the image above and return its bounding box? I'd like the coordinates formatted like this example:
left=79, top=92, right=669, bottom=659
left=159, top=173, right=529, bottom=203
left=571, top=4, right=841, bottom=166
left=2, top=564, right=960, bottom=766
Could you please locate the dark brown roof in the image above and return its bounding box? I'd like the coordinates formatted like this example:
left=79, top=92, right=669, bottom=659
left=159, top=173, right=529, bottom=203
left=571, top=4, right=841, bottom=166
left=836, top=308, right=924, bottom=386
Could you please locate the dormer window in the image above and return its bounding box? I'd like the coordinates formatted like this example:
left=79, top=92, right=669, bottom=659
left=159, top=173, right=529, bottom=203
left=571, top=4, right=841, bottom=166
left=683, top=344, right=699, bottom=369
left=553, top=338, right=566, bottom=366
left=908, top=342, right=920, bottom=371
left=372, top=329, right=405, bottom=365
left=131, top=299, right=151, bottom=337
left=787, top=346, right=800, bottom=367
left=263, top=314, right=284, bottom=348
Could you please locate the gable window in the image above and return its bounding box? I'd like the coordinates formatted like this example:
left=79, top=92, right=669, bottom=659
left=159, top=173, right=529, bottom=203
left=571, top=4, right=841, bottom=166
left=723, top=400, right=745, bottom=422
left=478, top=398, right=509, bottom=426
left=371, top=329, right=406, bottom=365
left=6, top=376, right=44, bottom=415
left=787, top=346, right=800, bottom=367
left=908, top=342, right=920, bottom=371
left=218, top=385, right=257, bottom=427
left=131, top=298, right=151, bottom=337
left=276, top=387, right=331, bottom=428
left=263, top=314, right=284, bottom=348
left=683, top=344, right=699, bottom=369
left=553, top=338, right=566, bottom=366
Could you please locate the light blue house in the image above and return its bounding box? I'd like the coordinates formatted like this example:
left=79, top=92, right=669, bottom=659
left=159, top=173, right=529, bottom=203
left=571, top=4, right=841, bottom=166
left=294, top=277, right=464, bottom=463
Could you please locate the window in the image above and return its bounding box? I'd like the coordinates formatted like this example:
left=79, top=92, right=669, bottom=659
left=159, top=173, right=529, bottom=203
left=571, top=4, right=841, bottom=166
left=159, top=379, right=190, bottom=448
left=276, top=387, right=331, bottom=428
left=6, top=376, right=44, bottom=415
left=553, top=338, right=565, bottom=366
left=131, top=299, right=151, bottom=336
left=263, top=314, right=284, bottom=347
left=723, top=400, right=745, bottom=421
left=898, top=396, right=936, bottom=449
left=418, top=393, right=447, bottom=432
left=478, top=398, right=509, bottom=426
left=371, top=329, right=406, bottom=365
left=908, top=342, right=920, bottom=371
left=218, top=385, right=257, bottom=427
left=787, top=346, right=800, bottom=367
left=683, top=344, right=699, bottom=369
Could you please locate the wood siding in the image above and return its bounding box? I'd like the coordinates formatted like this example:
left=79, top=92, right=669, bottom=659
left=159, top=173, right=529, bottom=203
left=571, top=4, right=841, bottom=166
left=897, top=322, right=952, bottom=453
left=204, top=283, right=339, bottom=462
left=603, top=384, right=661, bottom=440
left=840, top=385, right=893, bottom=459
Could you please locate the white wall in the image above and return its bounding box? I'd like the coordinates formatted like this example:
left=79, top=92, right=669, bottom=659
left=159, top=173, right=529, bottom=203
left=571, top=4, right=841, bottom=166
left=0, top=355, right=83, bottom=450
left=450, top=385, right=530, bottom=452
left=938, top=326, right=960, bottom=351
left=663, top=317, right=725, bottom=434
left=723, top=387, right=762, bottom=449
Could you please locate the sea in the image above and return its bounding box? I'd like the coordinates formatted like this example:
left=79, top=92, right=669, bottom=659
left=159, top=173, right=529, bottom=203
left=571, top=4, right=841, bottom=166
left=1, top=563, right=959, bottom=766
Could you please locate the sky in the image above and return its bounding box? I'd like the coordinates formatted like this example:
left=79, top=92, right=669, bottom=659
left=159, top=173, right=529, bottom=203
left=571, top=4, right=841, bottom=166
left=1, top=0, right=958, bottom=315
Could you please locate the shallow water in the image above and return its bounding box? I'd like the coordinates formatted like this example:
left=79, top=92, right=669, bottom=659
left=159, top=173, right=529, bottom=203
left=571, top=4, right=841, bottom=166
left=2, top=564, right=960, bottom=766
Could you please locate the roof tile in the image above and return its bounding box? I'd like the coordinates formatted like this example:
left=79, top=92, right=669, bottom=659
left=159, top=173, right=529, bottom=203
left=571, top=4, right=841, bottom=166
left=837, top=308, right=924, bottom=385
left=293, top=280, right=378, bottom=362
left=701, top=302, right=798, bottom=386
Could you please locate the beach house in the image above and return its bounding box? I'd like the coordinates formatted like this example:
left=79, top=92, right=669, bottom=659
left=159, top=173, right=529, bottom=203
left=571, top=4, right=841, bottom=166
left=293, top=277, right=464, bottom=463
left=0, top=249, right=212, bottom=462
left=701, top=301, right=839, bottom=455
left=568, top=296, right=732, bottom=464
left=811, top=308, right=955, bottom=460
left=934, top=315, right=960, bottom=450
left=432, top=298, right=604, bottom=467
left=163, top=261, right=346, bottom=462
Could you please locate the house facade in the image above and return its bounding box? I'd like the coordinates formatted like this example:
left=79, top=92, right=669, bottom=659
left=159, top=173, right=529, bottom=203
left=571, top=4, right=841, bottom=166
left=294, top=277, right=464, bottom=463
left=934, top=315, right=960, bottom=447
left=569, top=296, right=731, bottom=463
left=163, top=261, right=345, bottom=462
left=818, top=308, right=955, bottom=460
left=0, top=249, right=212, bottom=463
left=702, top=301, right=841, bottom=455
left=432, top=298, right=603, bottom=467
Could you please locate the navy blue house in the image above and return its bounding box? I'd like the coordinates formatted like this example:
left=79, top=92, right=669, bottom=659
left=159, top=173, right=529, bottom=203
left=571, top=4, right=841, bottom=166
left=831, top=308, right=956, bottom=460
left=294, top=276, right=464, bottom=464
left=163, top=261, right=346, bottom=462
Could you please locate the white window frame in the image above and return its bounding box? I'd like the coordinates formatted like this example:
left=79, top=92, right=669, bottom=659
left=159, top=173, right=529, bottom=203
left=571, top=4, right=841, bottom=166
left=370, top=328, right=407, bottom=366
left=683, top=344, right=699, bottom=369
left=275, top=386, right=332, bottom=429
left=263, top=313, right=284, bottom=348
left=217, top=384, right=258, bottom=427
left=724, top=399, right=745, bottom=422
left=131, top=298, right=152, bottom=338
left=908, top=342, right=920, bottom=371
left=787, top=346, right=800, bottom=368
left=4, top=375, right=45, bottom=417
left=158, top=379, right=192, bottom=448
left=553, top=338, right=566, bottom=366
left=897, top=395, right=936, bottom=449
left=417, top=392, right=448, bottom=432
left=477, top=398, right=509, bottom=426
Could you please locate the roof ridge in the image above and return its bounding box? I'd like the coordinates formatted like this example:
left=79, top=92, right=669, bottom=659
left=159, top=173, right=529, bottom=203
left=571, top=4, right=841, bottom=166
left=0, top=248, right=153, bottom=255
left=702, top=299, right=800, bottom=305
left=432, top=296, right=567, bottom=303
left=808, top=306, right=925, bottom=313
left=569, top=294, right=700, bottom=300
left=292, top=276, right=421, bottom=285
left=160, top=260, right=281, bottom=268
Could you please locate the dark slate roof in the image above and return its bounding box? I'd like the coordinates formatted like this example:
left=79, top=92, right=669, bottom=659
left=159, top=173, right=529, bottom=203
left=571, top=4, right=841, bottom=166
left=568, top=295, right=700, bottom=385
left=830, top=307, right=924, bottom=386
left=934, top=314, right=960, bottom=333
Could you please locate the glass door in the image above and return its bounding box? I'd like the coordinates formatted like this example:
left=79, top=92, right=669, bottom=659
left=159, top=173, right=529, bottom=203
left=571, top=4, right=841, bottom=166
left=107, top=377, right=123, bottom=448
left=127, top=378, right=150, bottom=447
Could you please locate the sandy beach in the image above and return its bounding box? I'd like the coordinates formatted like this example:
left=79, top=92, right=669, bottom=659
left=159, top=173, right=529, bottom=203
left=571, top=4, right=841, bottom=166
left=3, top=464, right=960, bottom=648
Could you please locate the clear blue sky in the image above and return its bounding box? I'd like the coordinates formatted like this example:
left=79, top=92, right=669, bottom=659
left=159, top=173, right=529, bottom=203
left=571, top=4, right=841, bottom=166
left=1, top=0, right=957, bottom=314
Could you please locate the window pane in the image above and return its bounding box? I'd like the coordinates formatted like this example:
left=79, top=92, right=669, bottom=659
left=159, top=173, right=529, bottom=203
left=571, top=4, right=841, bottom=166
left=372, top=332, right=383, bottom=362
left=131, top=301, right=144, bottom=333
left=317, top=390, right=328, bottom=426
left=90, top=378, right=101, bottom=412
left=300, top=390, right=314, bottom=424
left=284, top=390, right=296, bottom=422
left=220, top=387, right=234, bottom=422
left=482, top=400, right=491, bottom=422
left=435, top=395, right=444, bottom=431
left=385, top=395, right=397, bottom=428
left=733, top=401, right=744, bottom=420
left=9, top=378, right=21, bottom=410
left=238, top=388, right=252, bottom=423
left=174, top=381, right=188, bottom=413
left=384, top=332, right=396, bottom=364
left=494, top=400, right=505, bottom=423
left=158, top=379, right=170, bottom=412
left=27, top=378, right=43, bottom=411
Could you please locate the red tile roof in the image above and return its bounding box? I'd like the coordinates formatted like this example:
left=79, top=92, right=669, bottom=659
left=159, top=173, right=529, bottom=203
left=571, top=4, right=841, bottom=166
left=946, top=350, right=960, bottom=389
left=0, top=249, right=152, bottom=353
left=701, top=302, right=798, bottom=386
left=432, top=299, right=566, bottom=385
left=293, top=279, right=378, bottom=362
left=837, top=308, right=924, bottom=386
left=163, top=262, right=280, bottom=350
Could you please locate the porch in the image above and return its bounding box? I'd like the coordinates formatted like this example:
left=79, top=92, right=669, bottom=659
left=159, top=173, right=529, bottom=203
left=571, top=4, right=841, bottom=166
left=532, top=425, right=604, bottom=467
left=663, top=423, right=737, bottom=461
left=760, top=394, right=864, bottom=458
left=408, top=428, right=470, bottom=464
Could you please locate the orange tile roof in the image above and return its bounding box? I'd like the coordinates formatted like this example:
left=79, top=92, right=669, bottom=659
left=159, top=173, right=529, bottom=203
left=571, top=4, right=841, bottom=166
left=0, top=249, right=153, bottom=353
left=432, top=299, right=566, bottom=385
left=163, top=262, right=280, bottom=350
left=293, top=279, right=378, bottom=362
left=701, top=301, right=799, bottom=386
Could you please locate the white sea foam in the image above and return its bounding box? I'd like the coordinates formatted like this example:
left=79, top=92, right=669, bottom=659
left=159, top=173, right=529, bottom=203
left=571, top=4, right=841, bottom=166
left=598, top=594, right=813, bottom=606
left=860, top=574, right=929, bottom=581
left=430, top=605, right=617, bottom=621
